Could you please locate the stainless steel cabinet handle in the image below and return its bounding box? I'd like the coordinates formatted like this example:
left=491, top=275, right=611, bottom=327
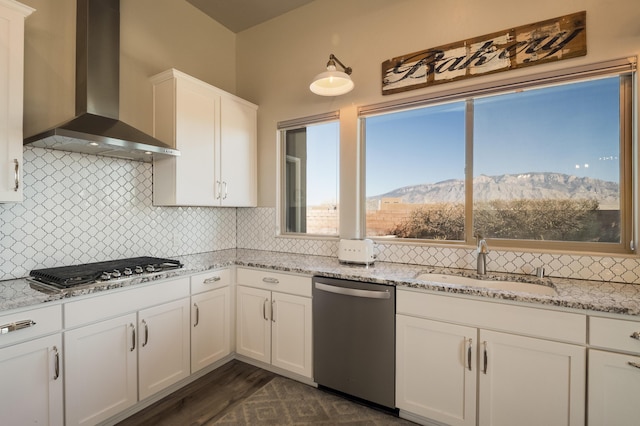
left=13, top=159, right=19, bottom=192
left=262, top=277, right=279, bottom=284
left=53, top=346, right=60, bottom=380
left=483, top=341, right=488, bottom=374
left=629, top=361, right=640, bottom=369
left=142, top=320, right=149, bottom=347
left=630, top=332, right=640, bottom=340
left=215, top=180, right=222, bottom=200
left=263, top=299, right=268, bottom=321
left=203, top=276, right=221, bottom=284
left=467, top=338, right=473, bottom=371
left=193, top=303, right=200, bottom=327
left=1, top=319, right=36, bottom=334
left=271, top=300, right=276, bottom=323
left=130, top=323, right=136, bottom=352
left=315, top=282, right=391, bottom=299
left=223, top=181, right=228, bottom=200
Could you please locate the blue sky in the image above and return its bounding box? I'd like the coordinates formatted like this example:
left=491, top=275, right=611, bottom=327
left=366, top=76, right=621, bottom=197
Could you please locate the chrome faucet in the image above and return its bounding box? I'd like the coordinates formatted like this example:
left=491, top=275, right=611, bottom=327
left=475, top=235, right=489, bottom=275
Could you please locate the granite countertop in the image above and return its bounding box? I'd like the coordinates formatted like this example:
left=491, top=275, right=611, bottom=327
left=2, top=248, right=640, bottom=317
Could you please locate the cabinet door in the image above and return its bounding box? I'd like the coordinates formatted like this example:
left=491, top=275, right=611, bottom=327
left=588, top=349, right=640, bottom=426
left=271, top=292, right=312, bottom=378
left=478, top=330, right=585, bottom=426
left=64, top=314, right=137, bottom=426
left=138, top=298, right=191, bottom=400
left=219, top=96, right=257, bottom=207
left=0, top=1, right=32, bottom=202
left=0, top=333, right=63, bottom=426
left=191, top=286, right=231, bottom=373
left=236, top=285, right=271, bottom=363
left=396, top=315, right=477, bottom=426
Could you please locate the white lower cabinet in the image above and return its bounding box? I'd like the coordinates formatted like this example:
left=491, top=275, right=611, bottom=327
left=235, top=268, right=312, bottom=378
left=588, top=316, right=640, bottom=426
left=63, top=278, right=191, bottom=425
left=396, top=289, right=586, bottom=426
left=477, top=329, right=585, bottom=426
left=0, top=333, right=63, bottom=425
left=0, top=304, right=63, bottom=426
left=396, top=315, right=476, bottom=426
left=190, top=269, right=232, bottom=373
left=64, top=313, right=138, bottom=426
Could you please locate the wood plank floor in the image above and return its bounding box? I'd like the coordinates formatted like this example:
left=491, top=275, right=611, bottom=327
left=116, top=360, right=278, bottom=426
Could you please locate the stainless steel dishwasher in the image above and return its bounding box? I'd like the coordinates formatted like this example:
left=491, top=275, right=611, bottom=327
left=312, top=276, right=396, bottom=409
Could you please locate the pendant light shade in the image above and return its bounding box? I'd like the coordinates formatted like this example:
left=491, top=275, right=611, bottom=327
left=310, top=54, right=354, bottom=96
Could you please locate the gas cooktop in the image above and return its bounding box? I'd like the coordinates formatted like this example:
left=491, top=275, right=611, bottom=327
left=28, top=256, right=183, bottom=292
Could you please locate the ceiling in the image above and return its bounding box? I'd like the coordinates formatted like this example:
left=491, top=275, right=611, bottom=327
left=186, top=0, right=314, bottom=33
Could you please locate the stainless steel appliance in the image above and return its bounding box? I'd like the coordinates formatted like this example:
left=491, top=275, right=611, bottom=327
left=312, top=276, right=396, bottom=410
left=28, top=256, right=183, bottom=292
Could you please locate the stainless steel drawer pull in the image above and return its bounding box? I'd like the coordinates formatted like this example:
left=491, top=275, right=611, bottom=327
left=203, top=276, right=221, bottom=284
left=53, top=346, right=60, bottom=380
left=629, top=361, right=640, bottom=370
left=262, top=277, right=279, bottom=284
left=1, top=319, right=36, bottom=334
left=630, top=332, right=640, bottom=340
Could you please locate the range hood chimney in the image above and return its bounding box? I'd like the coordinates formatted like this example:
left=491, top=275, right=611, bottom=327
left=24, top=0, right=179, bottom=162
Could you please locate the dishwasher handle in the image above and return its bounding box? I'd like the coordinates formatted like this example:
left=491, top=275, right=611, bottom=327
left=314, top=282, right=391, bottom=299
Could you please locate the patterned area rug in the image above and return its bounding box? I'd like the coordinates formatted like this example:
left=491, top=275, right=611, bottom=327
left=211, top=376, right=415, bottom=425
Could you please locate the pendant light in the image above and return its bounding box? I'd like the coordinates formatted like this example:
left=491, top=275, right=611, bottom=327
left=310, top=54, right=354, bottom=96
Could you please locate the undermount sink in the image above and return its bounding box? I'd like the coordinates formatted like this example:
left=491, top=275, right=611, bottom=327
left=415, top=273, right=557, bottom=296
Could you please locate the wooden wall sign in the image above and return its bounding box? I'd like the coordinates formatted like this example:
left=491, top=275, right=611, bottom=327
left=382, top=11, right=586, bottom=95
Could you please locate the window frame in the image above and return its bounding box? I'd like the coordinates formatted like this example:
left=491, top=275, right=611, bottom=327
left=276, top=111, right=341, bottom=238
left=358, top=58, right=637, bottom=255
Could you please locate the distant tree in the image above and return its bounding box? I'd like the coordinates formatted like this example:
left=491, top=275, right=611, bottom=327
left=387, top=203, right=464, bottom=240
left=387, top=198, right=615, bottom=242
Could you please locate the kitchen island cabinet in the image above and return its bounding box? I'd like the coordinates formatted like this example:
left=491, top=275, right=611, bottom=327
left=0, top=304, right=63, bottom=426
left=235, top=268, right=312, bottom=379
left=150, top=69, right=257, bottom=207
left=63, top=277, right=190, bottom=425
left=0, top=0, right=33, bottom=202
left=396, top=289, right=586, bottom=426
left=587, top=316, right=640, bottom=426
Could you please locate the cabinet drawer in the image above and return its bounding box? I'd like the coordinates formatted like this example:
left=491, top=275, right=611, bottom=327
left=236, top=268, right=311, bottom=297
left=397, top=289, right=586, bottom=344
left=590, top=316, right=640, bottom=354
left=65, top=277, right=190, bottom=328
left=0, top=304, right=62, bottom=347
left=191, top=268, right=230, bottom=294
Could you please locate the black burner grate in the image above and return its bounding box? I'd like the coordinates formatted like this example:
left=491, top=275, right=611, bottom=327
left=30, top=256, right=183, bottom=288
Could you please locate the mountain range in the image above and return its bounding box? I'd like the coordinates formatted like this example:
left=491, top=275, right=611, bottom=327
left=368, top=172, right=620, bottom=207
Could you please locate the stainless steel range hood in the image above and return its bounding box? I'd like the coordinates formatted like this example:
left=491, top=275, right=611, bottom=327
left=23, top=0, right=179, bottom=162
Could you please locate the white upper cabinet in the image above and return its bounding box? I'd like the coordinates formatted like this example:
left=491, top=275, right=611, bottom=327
left=150, top=69, right=257, bottom=207
left=0, top=0, right=34, bottom=203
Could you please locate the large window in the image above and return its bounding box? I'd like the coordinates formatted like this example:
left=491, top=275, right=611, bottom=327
left=362, top=62, right=634, bottom=254
left=279, top=116, right=339, bottom=236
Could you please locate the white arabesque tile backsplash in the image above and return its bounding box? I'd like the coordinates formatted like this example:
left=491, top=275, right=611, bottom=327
left=2, top=147, right=640, bottom=285
left=0, top=147, right=236, bottom=280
